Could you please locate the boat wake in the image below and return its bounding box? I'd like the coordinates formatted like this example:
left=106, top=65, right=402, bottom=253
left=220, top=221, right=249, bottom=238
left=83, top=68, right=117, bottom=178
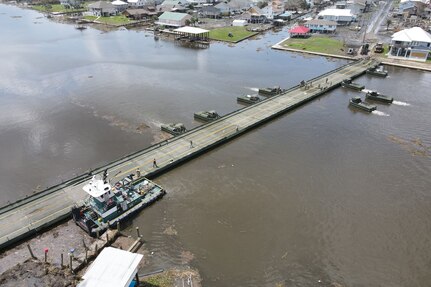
left=245, top=87, right=259, bottom=92
left=372, top=110, right=390, bottom=117
left=392, top=100, right=410, bottom=106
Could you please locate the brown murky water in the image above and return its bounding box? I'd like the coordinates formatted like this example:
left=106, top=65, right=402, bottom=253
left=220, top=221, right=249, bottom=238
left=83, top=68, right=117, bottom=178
left=1, top=4, right=430, bottom=286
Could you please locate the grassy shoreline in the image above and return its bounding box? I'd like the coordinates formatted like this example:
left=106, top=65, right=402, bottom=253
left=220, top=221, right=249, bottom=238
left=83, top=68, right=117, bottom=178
left=280, top=36, right=345, bottom=56
left=209, top=26, right=258, bottom=43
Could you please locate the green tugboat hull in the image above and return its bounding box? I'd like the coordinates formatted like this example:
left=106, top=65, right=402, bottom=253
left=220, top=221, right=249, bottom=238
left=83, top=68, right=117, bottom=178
left=72, top=176, right=166, bottom=237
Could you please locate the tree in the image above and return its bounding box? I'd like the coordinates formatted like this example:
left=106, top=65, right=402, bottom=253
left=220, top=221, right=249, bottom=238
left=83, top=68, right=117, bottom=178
left=185, top=19, right=191, bottom=26
left=257, top=1, right=268, bottom=8
left=386, top=19, right=392, bottom=31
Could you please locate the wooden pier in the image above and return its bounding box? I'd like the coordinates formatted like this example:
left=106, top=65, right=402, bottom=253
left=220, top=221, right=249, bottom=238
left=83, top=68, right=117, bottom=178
left=0, top=59, right=380, bottom=250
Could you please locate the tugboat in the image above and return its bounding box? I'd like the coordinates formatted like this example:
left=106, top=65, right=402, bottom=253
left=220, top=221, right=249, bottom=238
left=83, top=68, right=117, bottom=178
left=258, top=86, right=283, bottom=96
left=366, top=66, right=388, bottom=77
left=341, top=78, right=364, bottom=91
left=71, top=172, right=166, bottom=237
left=237, top=94, right=261, bottom=105
left=161, top=123, right=187, bottom=136
left=349, top=97, right=377, bottom=112
left=365, top=91, right=393, bottom=103
left=194, top=110, right=220, bottom=122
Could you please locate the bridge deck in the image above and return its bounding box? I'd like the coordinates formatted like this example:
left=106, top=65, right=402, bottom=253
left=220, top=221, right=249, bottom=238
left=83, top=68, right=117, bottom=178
left=0, top=59, right=379, bottom=250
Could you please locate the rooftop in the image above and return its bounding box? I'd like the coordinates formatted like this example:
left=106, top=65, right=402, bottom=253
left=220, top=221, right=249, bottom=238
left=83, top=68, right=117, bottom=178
left=318, top=8, right=354, bottom=17
left=78, top=247, right=143, bottom=287
left=392, top=27, right=431, bottom=43
left=174, top=26, right=209, bottom=34
left=305, top=19, right=337, bottom=26
left=158, top=11, right=190, bottom=21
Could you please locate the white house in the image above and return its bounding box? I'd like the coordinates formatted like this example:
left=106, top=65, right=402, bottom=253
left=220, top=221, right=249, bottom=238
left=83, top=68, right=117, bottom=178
left=112, top=0, right=128, bottom=11
left=318, top=9, right=356, bottom=25
left=305, top=19, right=337, bottom=33
left=88, top=1, right=117, bottom=16
left=215, top=2, right=231, bottom=15
left=389, top=27, right=431, bottom=62
left=127, top=0, right=147, bottom=7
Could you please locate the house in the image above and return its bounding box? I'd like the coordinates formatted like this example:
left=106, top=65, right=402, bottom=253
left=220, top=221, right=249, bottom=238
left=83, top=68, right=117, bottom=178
left=60, top=0, right=82, bottom=9
left=276, top=11, right=292, bottom=20
left=156, top=11, right=192, bottom=26
left=335, top=1, right=347, bottom=9
left=88, top=1, right=117, bottom=16
left=260, top=5, right=277, bottom=20
left=353, top=0, right=370, bottom=13
left=123, top=8, right=157, bottom=19
left=157, top=0, right=186, bottom=12
left=228, top=0, right=252, bottom=12
left=318, top=8, right=356, bottom=25
left=247, top=6, right=268, bottom=22
left=305, top=19, right=337, bottom=33
left=398, top=0, right=430, bottom=17
left=127, top=0, right=147, bottom=8
left=215, top=2, right=231, bottom=15
left=199, top=5, right=221, bottom=18
left=112, top=0, right=128, bottom=12
left=289, top=25, right=310, bottom=37
left=272, top=0, right=285, bottom=15
left=389, top=27, right=431, bottom=61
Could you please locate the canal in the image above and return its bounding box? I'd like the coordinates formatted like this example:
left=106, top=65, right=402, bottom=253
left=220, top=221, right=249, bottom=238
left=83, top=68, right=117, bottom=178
left=1, top=4, right=431, bottom=286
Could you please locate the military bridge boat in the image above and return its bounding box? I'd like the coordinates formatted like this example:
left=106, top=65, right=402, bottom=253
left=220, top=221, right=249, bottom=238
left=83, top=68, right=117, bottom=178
left=365, top=91, right=393, bottom=103
left=237, top=94, right=261, bottom=105
left=194, top=110, right=220, bottom=122
left=349, top=97, right=377, bottom=112
left=366, top=66, right=388, bottom=77
left=341, top=78, right=364, bottom=91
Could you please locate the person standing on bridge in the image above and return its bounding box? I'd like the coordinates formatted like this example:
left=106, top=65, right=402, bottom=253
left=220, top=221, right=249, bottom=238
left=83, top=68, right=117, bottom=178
left=153, top=159, right=158, bottom=168
left=190, top=140, right=193, bottom=148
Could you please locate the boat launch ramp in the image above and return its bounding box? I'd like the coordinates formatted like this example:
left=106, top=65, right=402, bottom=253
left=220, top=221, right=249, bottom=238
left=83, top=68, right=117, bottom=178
left=0, top=59, right=380, bottom=250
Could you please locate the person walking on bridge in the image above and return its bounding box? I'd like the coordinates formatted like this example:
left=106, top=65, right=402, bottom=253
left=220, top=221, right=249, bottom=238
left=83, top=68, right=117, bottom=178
left=153, top=159, right=158, bottom=168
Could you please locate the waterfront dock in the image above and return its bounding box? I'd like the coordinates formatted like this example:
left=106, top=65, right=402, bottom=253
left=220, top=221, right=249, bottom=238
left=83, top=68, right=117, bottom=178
left=0, top=59, right=379, bottom=250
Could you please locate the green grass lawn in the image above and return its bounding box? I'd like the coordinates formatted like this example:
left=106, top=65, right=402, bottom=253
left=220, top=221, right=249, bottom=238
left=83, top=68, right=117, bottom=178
left=84, top=15, right=132, bottom=25
left=32, top=4, right=86, bottom=13
left=281, top=36, right=345, bottom=55
left=209, top=26, right=258, bottom=43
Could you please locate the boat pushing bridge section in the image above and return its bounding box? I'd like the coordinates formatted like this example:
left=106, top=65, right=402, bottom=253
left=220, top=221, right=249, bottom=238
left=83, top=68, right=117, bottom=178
left=0, top=59, right=380, bottom=250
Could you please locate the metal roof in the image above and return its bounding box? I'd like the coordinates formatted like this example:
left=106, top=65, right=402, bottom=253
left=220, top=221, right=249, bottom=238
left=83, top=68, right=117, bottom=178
left=305, top=19, right=337, bottom=26
left=392, top=27, right=431, bottom=43
left=158, top=11, right=190, bottom=21
left=78, top=247, right=143, bottom=287
left=318, top=9, right=354, bottom=17
left=174, top=26, right=209, bottom=34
